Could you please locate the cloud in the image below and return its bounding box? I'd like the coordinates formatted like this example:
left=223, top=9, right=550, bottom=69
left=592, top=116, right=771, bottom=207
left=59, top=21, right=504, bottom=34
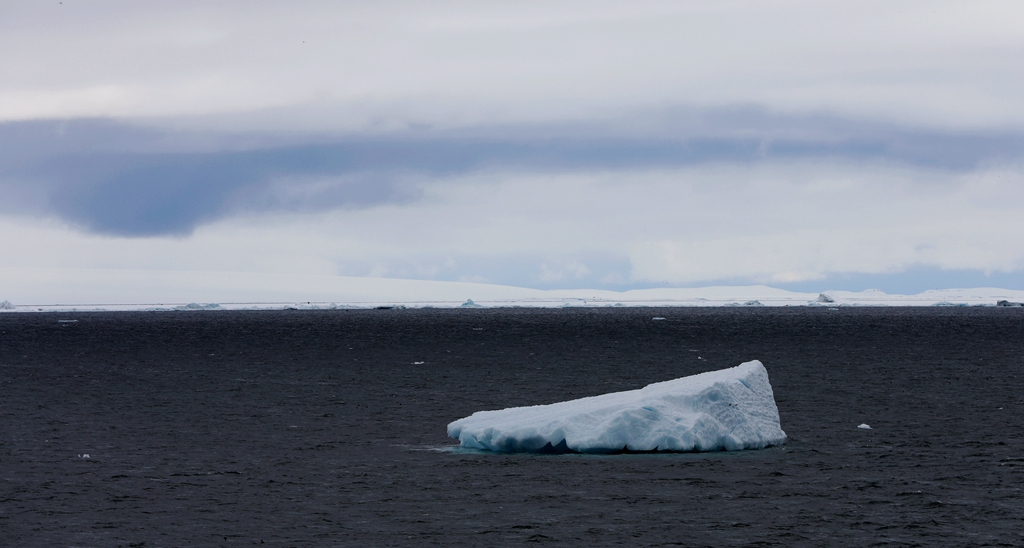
left=3, top=111, right=1024, bottom=235
left=3, top=2, right=1024, bottom=293
left=3, top=157, right=1022, bottom=291
left=3, top=2, right=1024, bottom=128
left=538, top=260, right=592, bottom=283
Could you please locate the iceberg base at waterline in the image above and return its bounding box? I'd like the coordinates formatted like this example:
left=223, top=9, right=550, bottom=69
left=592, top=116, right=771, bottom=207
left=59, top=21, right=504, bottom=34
left=447, top=360, right=786, bottom=453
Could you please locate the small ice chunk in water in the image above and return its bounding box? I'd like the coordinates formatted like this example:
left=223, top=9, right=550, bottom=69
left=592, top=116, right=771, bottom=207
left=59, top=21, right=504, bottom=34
left=460, top=299, right=482, bottom=308
left=448, top=360, right=786, bottom=453
left=652, top=317, right=666, bottom=321
left=858, top=423, right=872, bottom=429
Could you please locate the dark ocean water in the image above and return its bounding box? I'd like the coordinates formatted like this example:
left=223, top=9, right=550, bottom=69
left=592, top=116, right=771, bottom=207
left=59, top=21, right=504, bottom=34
left=1, top=307, right=1023, bottom=547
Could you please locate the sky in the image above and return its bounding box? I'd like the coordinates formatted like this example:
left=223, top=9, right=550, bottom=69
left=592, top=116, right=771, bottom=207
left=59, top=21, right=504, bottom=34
left=2, top=1, right=1024, bottom=299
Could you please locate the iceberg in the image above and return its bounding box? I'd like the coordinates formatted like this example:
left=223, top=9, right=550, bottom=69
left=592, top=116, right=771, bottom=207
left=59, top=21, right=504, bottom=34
left=175, top=302, right=222, bottom=310
left=448, top=360, right=786, bottom=453
left=0, top=300, right=14, bottom=310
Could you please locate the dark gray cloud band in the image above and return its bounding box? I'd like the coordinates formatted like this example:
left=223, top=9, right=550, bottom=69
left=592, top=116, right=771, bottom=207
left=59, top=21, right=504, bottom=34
left=3, top=109, right=1023, bottom=236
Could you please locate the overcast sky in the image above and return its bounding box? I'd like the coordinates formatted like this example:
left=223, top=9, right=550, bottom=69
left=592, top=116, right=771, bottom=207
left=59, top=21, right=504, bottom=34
left=2, top=1, right=1023, bottom=296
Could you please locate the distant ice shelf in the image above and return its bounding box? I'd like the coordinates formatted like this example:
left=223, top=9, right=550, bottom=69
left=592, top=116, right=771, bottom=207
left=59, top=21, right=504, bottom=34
left=3, top=268, right=1024, bottom=310
left=447, top=360, right=786, bottom=453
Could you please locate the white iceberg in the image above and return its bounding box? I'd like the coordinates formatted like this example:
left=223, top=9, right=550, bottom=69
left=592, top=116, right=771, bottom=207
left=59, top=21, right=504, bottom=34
left=175, top=302, right=222, bottom=310
left=448, top=360, right=786, bottom=453
left=0, top=300, right=15, bottom=310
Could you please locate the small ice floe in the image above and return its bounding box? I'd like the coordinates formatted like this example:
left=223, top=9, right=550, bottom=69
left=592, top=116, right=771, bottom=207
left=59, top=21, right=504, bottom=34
left=58, top=319, right=78, bottom=323
left=412, top=361, right=425, bottom=365
left=449, top=360, right=786, bottom=453
left=460, top=299, right=482, bottom=308
left=652, top=317, right=666, bottom=321
left=78, top=453, right=90, bottom=459
left=996, top=300, right=1024, bottom=307
left=857, top=423, right=872, bottom=430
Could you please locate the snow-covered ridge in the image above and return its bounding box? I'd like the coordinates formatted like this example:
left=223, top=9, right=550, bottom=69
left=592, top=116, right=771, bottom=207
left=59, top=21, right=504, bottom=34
left=1, top=268, right=1023, bottom=311
left=448, top=360, right=786, bottom=453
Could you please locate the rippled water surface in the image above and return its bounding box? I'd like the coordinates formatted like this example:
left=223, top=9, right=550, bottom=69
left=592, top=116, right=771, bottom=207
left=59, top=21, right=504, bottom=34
left=2, top=308, right=1023, bottom=546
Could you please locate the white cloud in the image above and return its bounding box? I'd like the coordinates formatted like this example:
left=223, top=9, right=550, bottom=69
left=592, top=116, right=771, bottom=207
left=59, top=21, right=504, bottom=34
left=539, top=260, right=592, bottom=282
left=2, top=1, right=1023, bottom=129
